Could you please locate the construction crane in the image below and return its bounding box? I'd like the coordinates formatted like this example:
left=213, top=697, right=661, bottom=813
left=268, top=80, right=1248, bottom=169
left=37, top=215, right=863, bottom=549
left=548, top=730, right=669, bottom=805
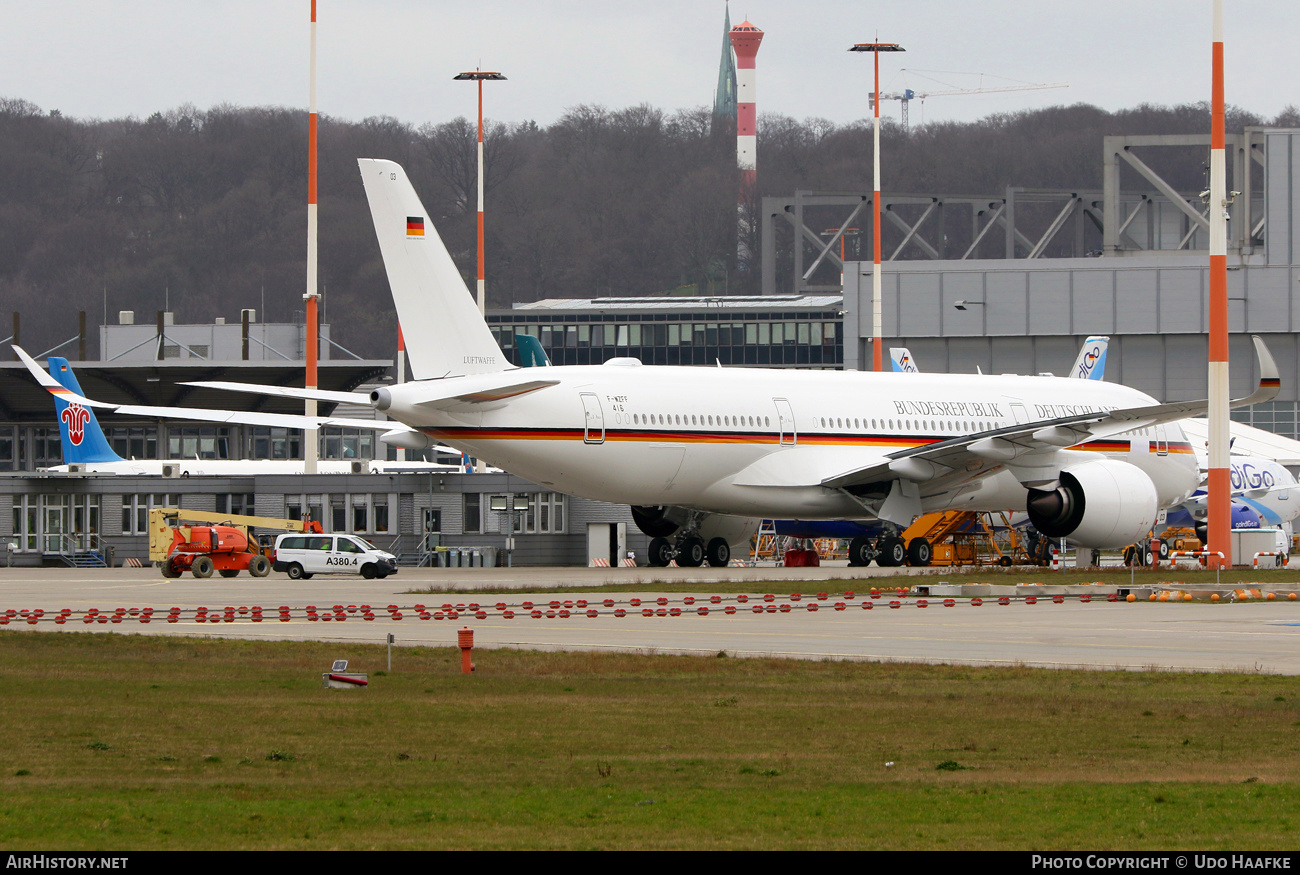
left=870, top=71, right=1069, bottom=132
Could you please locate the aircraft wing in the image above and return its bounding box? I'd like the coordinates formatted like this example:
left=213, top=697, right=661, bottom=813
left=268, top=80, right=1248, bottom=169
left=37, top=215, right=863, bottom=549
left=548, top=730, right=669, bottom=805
left=822, top=335, right=1279, bottom=493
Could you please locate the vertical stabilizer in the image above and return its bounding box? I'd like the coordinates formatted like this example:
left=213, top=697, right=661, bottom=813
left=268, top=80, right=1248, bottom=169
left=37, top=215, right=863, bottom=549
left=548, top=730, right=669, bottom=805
left=48, top=357, right=123, bottom=464
left=889, top=347, right=918, bottom=373
left=1072, top=336, right=1109, bottom=380
left=515, top=334, right=551, bottom=367
left=357, top=158, right=507, bottom=378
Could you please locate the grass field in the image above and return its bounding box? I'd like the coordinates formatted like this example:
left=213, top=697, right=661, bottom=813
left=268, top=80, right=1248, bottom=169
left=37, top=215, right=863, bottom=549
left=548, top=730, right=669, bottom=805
left=0, top=630, right=1297, bottom=850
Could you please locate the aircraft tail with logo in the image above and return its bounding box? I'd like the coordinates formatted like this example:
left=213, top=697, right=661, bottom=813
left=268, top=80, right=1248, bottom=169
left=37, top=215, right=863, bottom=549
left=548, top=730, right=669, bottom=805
left=357, top=158, right=508, bottom=380
left=1072, top=336, right=1109, bottom=380
left=48, top=357, right=124, bottom=464
left=889, top=348, right=918, bottom=373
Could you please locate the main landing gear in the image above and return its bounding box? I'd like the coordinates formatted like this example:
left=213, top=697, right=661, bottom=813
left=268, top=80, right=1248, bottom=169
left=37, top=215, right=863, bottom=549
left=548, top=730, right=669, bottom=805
left=847, top=534, right=932, bottom=567
left=647, top=534, right=732, bottom=568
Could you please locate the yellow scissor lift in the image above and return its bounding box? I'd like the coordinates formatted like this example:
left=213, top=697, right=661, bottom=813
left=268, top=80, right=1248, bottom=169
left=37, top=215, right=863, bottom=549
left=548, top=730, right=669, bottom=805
left=901, top=511, right=1026, bottom=566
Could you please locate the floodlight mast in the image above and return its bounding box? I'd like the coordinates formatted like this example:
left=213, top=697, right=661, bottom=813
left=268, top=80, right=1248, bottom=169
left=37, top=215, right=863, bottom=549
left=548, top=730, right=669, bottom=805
left=304, top=0, right=320, bottom=473
left=1207, top=0, right=1231, bottom=567
left=453, top=71, right=508, bottom=317
left=849, top=41, right=905, bottom=372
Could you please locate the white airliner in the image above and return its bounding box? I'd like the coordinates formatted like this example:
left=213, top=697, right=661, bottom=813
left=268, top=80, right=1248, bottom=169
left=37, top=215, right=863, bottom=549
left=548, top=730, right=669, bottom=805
left=16, top=158, right=1282, bottom=569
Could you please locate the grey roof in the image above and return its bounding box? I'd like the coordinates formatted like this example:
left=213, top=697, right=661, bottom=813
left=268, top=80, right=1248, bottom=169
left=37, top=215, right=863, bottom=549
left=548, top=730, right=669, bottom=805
left=503, top=295, right=843, bottom=313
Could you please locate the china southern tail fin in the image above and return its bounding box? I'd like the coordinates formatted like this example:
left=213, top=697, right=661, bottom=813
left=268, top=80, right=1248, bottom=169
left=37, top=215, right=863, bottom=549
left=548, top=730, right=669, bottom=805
left=48, top=357, right=123, bottom=464
left=357, top=158, right=507, bottom=379
left=889, top=347, right=918, bottom=373
left=1072, top=336, right=1109, bottom=380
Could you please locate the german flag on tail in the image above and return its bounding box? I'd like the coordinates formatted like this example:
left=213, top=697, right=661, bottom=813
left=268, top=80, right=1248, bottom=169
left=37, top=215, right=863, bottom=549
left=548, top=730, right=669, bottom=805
left=406, top=216, right=425, bottom=238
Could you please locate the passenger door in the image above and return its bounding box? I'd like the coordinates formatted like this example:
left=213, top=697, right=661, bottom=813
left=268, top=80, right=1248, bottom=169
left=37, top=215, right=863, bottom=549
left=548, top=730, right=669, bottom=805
left=774, top=398, right=796, bottom=446
left=581, top=393, right=605, bottom=444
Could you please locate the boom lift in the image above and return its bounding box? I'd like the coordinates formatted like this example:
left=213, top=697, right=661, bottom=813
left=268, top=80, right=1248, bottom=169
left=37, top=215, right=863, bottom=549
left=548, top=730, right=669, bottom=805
left=149, top=508, right=323, bottom=579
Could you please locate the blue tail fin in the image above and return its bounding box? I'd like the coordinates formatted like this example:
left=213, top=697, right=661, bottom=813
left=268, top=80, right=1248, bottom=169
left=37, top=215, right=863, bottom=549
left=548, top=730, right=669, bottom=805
left=1072, top=336, right=1109, bottom=380
left=48, top=357, right=122, bottom=464
left=515, top=334, right=552, bottom=367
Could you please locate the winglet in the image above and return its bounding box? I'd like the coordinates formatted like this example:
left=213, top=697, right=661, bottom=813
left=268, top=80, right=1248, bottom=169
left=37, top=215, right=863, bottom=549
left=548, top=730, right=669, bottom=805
left=14, top=346, right=118, bottom=409
left=1233, top=335, right=1281, bottom=407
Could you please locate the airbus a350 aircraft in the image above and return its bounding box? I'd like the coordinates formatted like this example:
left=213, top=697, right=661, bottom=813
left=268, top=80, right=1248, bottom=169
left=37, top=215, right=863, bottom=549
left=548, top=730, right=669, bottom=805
left=16, top=158, right=1283, bottom=569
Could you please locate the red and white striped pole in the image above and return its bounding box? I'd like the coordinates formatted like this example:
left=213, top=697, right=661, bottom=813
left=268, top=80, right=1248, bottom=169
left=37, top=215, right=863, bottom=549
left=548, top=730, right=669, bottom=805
left=304, top=0, right=319, bottom=473
left=1206, top=0, right=1230, bottom=567
left=454, top=70, right=507, bottom=315
left=395, top=326, right=406, bottom=462
left=729, top=19, right=763, bottom=271
left=850, top=41, right=905, bottom=372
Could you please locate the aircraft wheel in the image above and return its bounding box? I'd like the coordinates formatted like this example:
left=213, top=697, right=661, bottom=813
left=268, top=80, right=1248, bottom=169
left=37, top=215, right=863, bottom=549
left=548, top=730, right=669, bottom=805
left=877, top=536, right=906, bottom=568
left=648, top=537, right=674, bottom=567
left=848, top=537, right=873, bottom=567
left=287, top=563, right=306, bottom=580
left=219, top=569, right=240, bottom=578
left=191, top=556, right=214, bottom=579
left=248, top=555, right=271, bottom=578
left=676, top=536, right=705, bottom=567
left=906, top=537, right=932, bottom=567
left=706, top=538, right=731, bottom=567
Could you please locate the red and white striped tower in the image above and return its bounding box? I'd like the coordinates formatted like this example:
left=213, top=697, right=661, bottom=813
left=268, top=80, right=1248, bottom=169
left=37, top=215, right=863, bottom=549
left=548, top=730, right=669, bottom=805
left=850, top=40, right=905, bottom=371
left=454, top=70, right=507, bottom=315
left=304, top=0, right=319, bottom=473
left=395, top=326, right=406, bottom=461
left=1206, top=0, right=1231, bottom=566
left=729, top=19, right=763, bottom=271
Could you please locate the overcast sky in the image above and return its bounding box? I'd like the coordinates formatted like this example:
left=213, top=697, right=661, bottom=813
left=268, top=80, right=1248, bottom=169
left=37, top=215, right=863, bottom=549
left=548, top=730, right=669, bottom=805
left=4, top=1, right=1297, bottom=129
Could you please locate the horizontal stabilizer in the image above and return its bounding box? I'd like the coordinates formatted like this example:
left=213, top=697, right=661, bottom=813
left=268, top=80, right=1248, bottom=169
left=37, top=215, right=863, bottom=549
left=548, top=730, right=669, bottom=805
left=181, top=381, right=368, bottom=405
left=14, top=345, right=405, bottom=434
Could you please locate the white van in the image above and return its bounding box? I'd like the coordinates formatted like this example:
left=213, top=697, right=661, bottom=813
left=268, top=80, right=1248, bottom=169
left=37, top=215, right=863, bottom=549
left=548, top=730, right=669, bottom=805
left=272, top=533, right=398, bottom=580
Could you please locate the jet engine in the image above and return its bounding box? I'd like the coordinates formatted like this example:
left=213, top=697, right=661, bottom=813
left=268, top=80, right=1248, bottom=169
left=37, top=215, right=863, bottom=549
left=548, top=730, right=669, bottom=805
left=631, top=506, right=758, bottom=548
left=1025, top=459, right=1158, bottom=548
left=630, top=505, right=680, bottom=538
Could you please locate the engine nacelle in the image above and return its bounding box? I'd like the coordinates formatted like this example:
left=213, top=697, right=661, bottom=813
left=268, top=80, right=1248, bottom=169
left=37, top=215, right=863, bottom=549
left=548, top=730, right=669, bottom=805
left=630, top=506, right=680, bottom=538
left=698, top=514, right=760, bottom=549
left=630, top=506, right=758, bottom=548
left=1025, top=459, right=1158, bottom=548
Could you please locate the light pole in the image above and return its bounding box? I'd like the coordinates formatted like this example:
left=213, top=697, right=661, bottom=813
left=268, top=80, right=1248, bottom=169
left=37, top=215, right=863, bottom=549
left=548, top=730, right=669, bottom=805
left=453, top=70, right=507, bottom=316
left=849, top=41, right=905, bottom=372
left=304, top=0, right=320, bottom=473
left=1206, top=1, right=1231, bottom=567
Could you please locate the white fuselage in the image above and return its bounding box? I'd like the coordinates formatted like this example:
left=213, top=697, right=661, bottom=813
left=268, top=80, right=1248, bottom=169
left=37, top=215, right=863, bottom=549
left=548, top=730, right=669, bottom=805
left=46, top=460, right=462, bottom=476
left=380, top=363, right=1200, bottom=520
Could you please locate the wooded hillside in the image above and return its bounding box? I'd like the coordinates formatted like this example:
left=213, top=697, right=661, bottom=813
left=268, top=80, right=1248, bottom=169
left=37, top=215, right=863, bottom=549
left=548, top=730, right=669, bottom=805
left=1, top=96, right=1293, bottom=359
